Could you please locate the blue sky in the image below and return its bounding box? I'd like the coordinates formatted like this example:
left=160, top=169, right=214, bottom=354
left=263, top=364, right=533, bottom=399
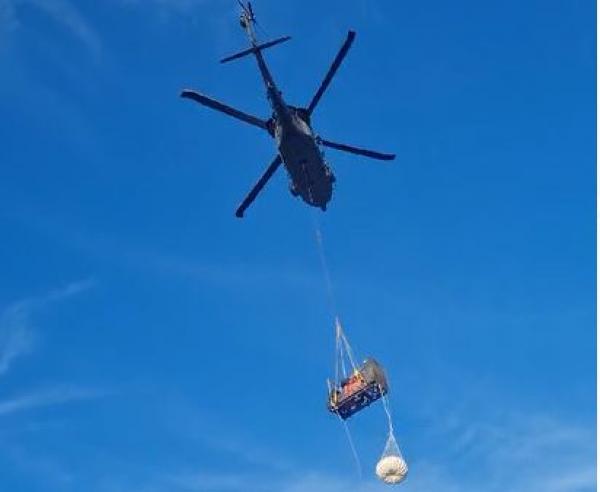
left=0, top=0, right=596, bottom=491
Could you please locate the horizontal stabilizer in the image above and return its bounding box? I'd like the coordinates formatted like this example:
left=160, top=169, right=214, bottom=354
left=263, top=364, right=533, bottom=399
left=220, top=36, right=291, bottom=63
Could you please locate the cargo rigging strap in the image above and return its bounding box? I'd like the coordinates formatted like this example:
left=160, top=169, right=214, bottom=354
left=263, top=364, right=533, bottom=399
left=334, top=317, right=359, bottom=386
left=381, top=393, right=395, bottom=435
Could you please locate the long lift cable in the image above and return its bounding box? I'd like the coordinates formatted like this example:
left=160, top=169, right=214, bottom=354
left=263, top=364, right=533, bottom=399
left=311, top=212, right=363, bottom=477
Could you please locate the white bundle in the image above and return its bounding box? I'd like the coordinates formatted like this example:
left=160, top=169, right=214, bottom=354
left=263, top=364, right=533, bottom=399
left=375, top=430, right=408, bottom=484
left=376, top=455, right=408, bottom=484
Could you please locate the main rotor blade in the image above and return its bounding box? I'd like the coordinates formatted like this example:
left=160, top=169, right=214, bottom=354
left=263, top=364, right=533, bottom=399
left=306, top=30, right=356, bottom=115
left=235, top=155, right=283, bottom=218
left=319, top=138, right=395, bottom=161
left=181, top=89, right=268, bottom=130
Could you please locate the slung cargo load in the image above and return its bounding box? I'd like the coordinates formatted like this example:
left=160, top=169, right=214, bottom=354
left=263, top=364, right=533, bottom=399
left=328, top=358, right=389, bottom=420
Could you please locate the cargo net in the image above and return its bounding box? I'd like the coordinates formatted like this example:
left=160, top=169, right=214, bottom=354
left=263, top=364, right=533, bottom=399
left=376, top=396, right=408, bottom=485
left=381, top=429, right=402, bottom=459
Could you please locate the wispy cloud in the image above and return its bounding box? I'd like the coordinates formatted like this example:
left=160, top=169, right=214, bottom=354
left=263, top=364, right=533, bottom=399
left=30, top=0, right=101, bottom=55
left=122, top=0, right=208, bottom=11
left=415, top=411, right=596, bottom=492
left=0, top=280, right=103, bottom=490
left=0, top=279, right=94, bottom=376
left=162, top=411, right=595, bottom=492
left=169, top=471, right=270, bottom=492
left=0, top=385, right=106, bottom=490
left=0, top=0, right=17, bottom=36
left=115, top=0, right=236, bottom=49
left=0, top=308, right=33, bottom=376
left=0, top=0, right=104, bottom=163
left=161, top=395, right=294, bottom=473
left=0, top=385, right=107, bottom=417
left=4, top=210, right=321, bottom=293
left=166, top=470, right=381, bottom=492
left=0, top=0, right=101, bottom=55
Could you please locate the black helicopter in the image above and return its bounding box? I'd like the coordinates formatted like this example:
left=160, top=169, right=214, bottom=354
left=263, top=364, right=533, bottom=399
left=181, top=2, right=395, bottom=218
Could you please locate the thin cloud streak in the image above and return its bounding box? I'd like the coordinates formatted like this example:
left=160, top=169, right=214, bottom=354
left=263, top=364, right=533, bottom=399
left=0, top=0, right=101, bottom=56
left=163, top=412, right=595, bottom=492
left=0, top=385, right=107, bottom=417
left=4, top=210, right=321, bottom=293
left=0, top=311, right=33, bottom=376
left=0, top=0, right=17, bottom=35
left=0, top=279, right=95, bottom=376
left=121, top=0, right=211, bottom=12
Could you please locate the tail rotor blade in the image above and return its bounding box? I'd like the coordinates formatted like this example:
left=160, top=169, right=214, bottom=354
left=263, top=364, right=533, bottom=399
left=307, top=30, right=356, bottom=115
left=181, top=89, right=268, bottom=131
left=319, top=138, right=395, bottom=161
left=235, top=155, right=283, bottom=218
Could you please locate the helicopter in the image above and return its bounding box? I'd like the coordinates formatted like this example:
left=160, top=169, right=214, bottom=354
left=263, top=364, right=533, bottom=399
left=181, top=2, right=395, bottom=218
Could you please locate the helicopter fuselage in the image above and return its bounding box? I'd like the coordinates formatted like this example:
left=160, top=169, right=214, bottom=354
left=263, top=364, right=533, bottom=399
left=180, top=7, right=394, bottom=217
left=255, top=42, right=334, bottom=210
left=271, top=102, right=333, bottom=210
